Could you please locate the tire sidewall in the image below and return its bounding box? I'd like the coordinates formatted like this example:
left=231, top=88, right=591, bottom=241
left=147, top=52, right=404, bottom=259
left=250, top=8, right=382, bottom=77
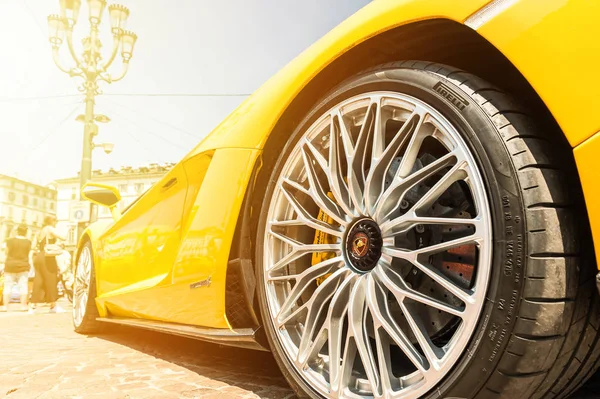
left=255, top=66, right=527, bottom=398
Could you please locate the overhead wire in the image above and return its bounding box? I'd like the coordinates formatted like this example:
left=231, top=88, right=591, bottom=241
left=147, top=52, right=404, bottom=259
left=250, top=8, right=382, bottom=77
left=95, top=105, right=166, bottom=161
left=0, top=94, right=81, bottom=103
left=102, top=93, right=252, bottom=97
left=0, top=93, right=250, bottom=102
left=22, top=0, right=46, bottom=39
left=15, top=103, right=82, bottom=175
left=28, top=104, right=82, bottom=152
left=98, top=103, right=192, bottom=151
left=99, top=97, right=201, bottom=140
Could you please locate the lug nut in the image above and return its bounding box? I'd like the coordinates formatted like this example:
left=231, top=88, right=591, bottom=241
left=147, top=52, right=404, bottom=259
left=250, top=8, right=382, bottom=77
left=415, top=224, right=425, bottom=233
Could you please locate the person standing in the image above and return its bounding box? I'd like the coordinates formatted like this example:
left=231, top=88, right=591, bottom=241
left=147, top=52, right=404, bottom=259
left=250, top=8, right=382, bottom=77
left=2, top=224, right=32, bottom=312
left=30, top=215, right=67, bottom=314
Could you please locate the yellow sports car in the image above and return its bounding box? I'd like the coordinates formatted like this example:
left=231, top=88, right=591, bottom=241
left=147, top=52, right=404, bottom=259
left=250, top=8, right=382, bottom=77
left=73, top=0, right=600, bottom=398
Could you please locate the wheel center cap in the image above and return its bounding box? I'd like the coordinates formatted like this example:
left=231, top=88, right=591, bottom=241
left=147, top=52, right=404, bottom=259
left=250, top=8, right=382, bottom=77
left=344, top=218, right=383, bottom=273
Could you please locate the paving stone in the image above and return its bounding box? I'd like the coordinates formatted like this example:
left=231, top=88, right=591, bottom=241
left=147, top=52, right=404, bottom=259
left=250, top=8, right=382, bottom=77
left=1, top=300, right=597, bottom=398
left=0, top=302, right=293, bottom=398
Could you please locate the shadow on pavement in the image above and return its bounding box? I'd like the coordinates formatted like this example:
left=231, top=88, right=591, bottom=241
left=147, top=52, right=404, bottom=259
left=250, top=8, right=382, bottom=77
left=96, top=324, right=296, bottom=398
left=96, top=323, right=600, bottom=399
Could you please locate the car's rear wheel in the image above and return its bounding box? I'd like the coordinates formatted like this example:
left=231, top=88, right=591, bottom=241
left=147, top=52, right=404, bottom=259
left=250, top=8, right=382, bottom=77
left=255, top=62, right=599, bottom=398
left=73, top=241, right=102, bottom=334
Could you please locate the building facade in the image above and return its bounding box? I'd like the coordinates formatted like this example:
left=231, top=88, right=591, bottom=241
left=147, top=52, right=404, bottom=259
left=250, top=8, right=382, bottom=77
left=0, top=175, right=57, bottom=264
left=53, top=163, right=175, bottom=248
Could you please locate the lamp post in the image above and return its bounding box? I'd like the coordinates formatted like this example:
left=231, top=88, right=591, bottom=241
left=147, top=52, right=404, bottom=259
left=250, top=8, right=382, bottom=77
left=47, top=0, right=136, bottom=238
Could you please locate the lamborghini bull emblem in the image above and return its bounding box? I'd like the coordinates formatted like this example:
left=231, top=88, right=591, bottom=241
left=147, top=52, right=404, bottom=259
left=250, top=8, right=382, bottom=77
left=351, top=232, right=369, bottom=258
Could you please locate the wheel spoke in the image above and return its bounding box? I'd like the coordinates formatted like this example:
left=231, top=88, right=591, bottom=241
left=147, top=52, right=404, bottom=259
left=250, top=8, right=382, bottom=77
left=346, top=277, right=382, bottom=398
left=365, top=111, right=424, bottom=216
left=301, top=141, right=348, bottom=226
left=327, top=275, right=356, bottom=393
left=279, top=268, right=347, bottom=328
left=273, top=256, right=344, bottom=320
left=382, top=213, right=482, bottom=238
left=375, top=151, right=457, bottom=226
left=296, top=268, right=349, bottom=364
left=328, top=113, right=357, bottom=217
left=400, top=300, right=444, bottom=372
left=382, top=238, right=477, bottom=305
left=277, top=179, right=344, bottom=237
left=414, top=231, right=483, bottom=256
left=411, top=160, right=467, bottom=216
left=267, top=230, right=340, bottom=275
left=74, top=246, right=92, bottom=326
left=366, top=274, right=429, bottom=373
left=347, top=101, right=376, bottom=213
left=373, top=327, right=394, bottom=395
left=375, top=265, right=465, bottom=317
left=395, top=110, right=432, bottom=179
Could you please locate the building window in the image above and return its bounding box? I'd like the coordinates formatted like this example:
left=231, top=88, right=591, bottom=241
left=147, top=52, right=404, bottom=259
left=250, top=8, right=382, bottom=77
left=119, top=184, right=128, bottom=193
left=134, top=183, right=144, bottom=194
left=22, top=210, right=26, bottom=222
left=7, top=192, right=15, bottom=202
left=33, top=198, right=38, bottom=207
left=8, top=207, right=13, bottom=219
left=49, top=203, right=54, bottom=211
left=22, top=195, right=29, bottom=206
left=71, top=187, right=77, bottom=200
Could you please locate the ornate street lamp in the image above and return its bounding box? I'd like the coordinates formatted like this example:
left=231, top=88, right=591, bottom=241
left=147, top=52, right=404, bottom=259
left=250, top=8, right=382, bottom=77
left=48, top=0, right=136, bottom=235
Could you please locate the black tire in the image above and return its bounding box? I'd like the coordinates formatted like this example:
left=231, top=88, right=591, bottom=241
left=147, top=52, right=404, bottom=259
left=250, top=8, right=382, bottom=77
left=73, top=241, right=103, bottom=334
left=254, top=61, right=599, bottom=398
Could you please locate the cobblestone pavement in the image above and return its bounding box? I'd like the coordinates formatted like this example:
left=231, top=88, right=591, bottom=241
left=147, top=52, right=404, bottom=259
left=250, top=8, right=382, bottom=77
left=0, top=301, right=294, bottom=399
left=0, top=300, right=598, bottom=399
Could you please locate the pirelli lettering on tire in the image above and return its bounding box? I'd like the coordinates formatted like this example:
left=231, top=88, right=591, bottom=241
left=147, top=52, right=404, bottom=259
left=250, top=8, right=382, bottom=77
left=433, top=81, right=469, bottom=111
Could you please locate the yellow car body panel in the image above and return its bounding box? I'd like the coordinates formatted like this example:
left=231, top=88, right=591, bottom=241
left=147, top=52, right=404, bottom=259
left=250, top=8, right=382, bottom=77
left=574, top=134, right=600, bottom=265
left=472, top=0, right=600, bottom=265
left=80, top=0, right=600, bottom=330
left=474, top=0, right=600, bottom=147
left=91, top=148, right=259, bottom=328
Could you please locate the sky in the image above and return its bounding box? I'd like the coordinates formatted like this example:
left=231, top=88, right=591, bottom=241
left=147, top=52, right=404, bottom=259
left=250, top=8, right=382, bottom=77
left=0, top=0, right=370, bottom=185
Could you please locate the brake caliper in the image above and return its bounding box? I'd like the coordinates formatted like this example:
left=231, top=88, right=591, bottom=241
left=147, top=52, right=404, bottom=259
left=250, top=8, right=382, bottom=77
left=312, top=193, right=337, bottom=285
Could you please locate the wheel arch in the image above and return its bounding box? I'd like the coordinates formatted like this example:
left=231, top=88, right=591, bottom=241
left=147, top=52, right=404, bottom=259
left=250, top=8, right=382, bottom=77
left=263, top=18, right=567, bottom=160
left=74, top=229, right=108, bottom=316
left=257, top=17, right=590, bottom=260
left=227, top=18, right=593, bottom=329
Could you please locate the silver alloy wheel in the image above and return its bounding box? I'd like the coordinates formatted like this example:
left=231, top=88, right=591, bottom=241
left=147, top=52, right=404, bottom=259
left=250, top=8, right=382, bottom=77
left=73, top=245, right=92, bottom=327
left=263, top=92, right=492, bottom=398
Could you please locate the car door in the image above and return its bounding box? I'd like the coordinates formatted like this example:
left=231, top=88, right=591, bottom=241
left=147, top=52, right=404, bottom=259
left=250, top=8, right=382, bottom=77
left=95, top=164, right=188, bottom=319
